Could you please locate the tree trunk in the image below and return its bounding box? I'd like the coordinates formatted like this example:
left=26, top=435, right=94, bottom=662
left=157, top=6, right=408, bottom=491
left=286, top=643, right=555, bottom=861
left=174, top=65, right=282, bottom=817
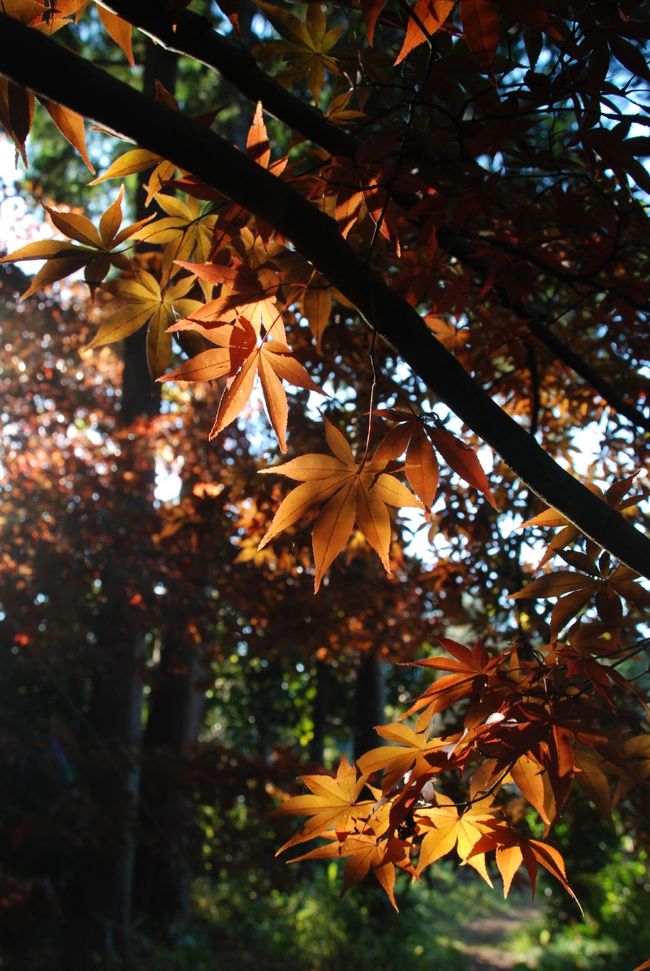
left=309, top=659, right=328, bottom=765
left=62, top=38, right=178, bottom=970
left=353, top=650, right=384, bottom=762
left=134, top=630, right=205, bottom=924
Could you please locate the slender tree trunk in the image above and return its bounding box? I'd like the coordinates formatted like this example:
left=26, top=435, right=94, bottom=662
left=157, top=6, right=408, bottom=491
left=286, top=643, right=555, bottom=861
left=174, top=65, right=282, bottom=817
left=353, top=649, right=384, bottom=762
left=63, top=602, right=148, bottom=969
left=62, top=39, right=178, bottom=970
left=309, top=659, right=328, bottom=765
left=135, top=629, right=205, bottom=924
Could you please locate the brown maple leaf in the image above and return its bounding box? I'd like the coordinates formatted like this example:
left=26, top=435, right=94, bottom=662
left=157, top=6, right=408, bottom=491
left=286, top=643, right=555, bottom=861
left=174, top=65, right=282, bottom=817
left=404, top=637, right=500, bottom=729
left=374, top=410, right=497, bottom=509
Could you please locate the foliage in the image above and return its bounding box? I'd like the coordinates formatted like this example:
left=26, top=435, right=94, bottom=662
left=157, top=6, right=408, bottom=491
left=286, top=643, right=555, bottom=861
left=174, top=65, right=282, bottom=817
left=134, top=864, right=500, bottom=970
left=0, top=0, right=649, bottom=952
left=510, top=801, right=650, bottom=971
left=512, top=847, right=650, bottom=971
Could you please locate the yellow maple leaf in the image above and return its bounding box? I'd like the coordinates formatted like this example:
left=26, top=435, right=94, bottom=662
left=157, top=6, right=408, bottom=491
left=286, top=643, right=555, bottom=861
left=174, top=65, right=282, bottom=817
left=0, top=186, right=153, bottom=297
left=87, top=269, right=203, bottom=377
left=255, top=0, right=343, bottom=100
left=272, top=755, right=374, bottom=854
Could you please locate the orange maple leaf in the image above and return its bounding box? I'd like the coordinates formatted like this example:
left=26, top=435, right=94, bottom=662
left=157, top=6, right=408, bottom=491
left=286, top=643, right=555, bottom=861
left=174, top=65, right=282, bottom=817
left=395, top=0, right=454, bottom=65
left=415, top=793, right=499, bottom=884
left=164, top=310, right=324, bottom=450
left=289, top=828, right=412, bottom=911
left=259, top=418, right=423, bottom=590
left=468, top=822, right=582, bottom=911
left=356, top=722, right=456, bottom=792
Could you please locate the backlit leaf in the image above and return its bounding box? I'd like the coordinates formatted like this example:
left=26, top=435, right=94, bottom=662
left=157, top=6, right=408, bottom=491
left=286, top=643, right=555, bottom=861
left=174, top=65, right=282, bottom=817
left=42, top=101, right=95, bottom=172
left=428, top=426, right=497, bottom=508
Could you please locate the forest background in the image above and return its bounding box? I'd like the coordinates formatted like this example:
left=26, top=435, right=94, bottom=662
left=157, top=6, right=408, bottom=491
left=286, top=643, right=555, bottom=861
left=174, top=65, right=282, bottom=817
left=0, top=1, right=649, bottom=970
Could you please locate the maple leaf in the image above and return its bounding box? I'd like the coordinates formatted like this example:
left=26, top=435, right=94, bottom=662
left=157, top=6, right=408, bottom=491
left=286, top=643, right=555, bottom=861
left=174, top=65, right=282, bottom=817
left=356, top=722, right=456, bottom=792
left=360, top=0, right=386, bottom=46
left=245, top=101, right=288, bottom=181
left=302, top=277, right=333, bottom=351
left=166, top=264, right=325, bottom=449
left=0, top=186, right=153, bottom=298
left=403, top=637, right=500, bottom=729
left=95, top=3, right=135, bottom=65
left=272, top=755, right=374, bottom=854
left=0, top=76, right=33, bottom=163
left=510, top=547, right=645, bottom=637
left=509, top=754, right=553, bottom=826
left=41, top=100, right=95, bottom=172
left=173, top=258, right=287, bottom=340
left=0, top=15, right=97, bottom=166
left=460, top=0, right=501, bottom=71
left=374, top=411, right=497, bottom=509
left=289, top=828, right=412, bottom=911
left=573, top=745, right=613, bottom=818
left=90, top=147, right=179, bottom=204
left=415, top=793, right=498, bottom=884
left=88, top=269, right=203, bottom=377
left=44, top=1, right=136, bottom=63
left=468, top=823, right=582, bottom=911
left=89, top=87, right=225, bottom=204
left=207, top=322, right=325, bottom=452
left=612, top=735, right=650, bottom=808
left=255, top=0, right=343, bottom=100
left=519, top=472, right=643, bottom=570
left=394, top=0, right=454, bottom=66
left=511, top=568, right=602, bottom=637
left=259, top=419, right=423, bottom=590
left=130, top=194, right=218, bottom=298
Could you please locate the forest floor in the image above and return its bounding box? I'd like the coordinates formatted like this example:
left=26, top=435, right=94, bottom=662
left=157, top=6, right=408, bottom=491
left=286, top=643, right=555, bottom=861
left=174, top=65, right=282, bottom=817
left=460, top=904, right=541, bottom=970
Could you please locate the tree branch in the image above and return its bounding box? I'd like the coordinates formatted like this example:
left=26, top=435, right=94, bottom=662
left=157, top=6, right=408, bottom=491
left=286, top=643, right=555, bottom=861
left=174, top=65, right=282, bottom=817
left=101, top=0, right=355, bottom=159
left=1, top=15, right=649, bottom=579
left=102, top=1, right=650, bottom=435
left=525, top=311, right=650, bottom=433
left=437, top=230, right=650, bottom=434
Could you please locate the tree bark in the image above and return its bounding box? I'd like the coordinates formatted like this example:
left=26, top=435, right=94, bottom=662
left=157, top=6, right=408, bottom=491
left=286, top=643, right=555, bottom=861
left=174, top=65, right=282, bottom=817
left=100, top=0, right=649, bottom=433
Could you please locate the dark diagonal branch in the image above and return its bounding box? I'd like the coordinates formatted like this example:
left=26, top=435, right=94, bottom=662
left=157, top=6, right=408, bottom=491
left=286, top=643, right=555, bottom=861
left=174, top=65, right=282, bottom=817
left=103, top=1, right=649, bottom=434
left=101, top=0, right=355, bottom=159
left=1, top=15, right=649, bottom=579
left=525, top=311, right=650, bottom=433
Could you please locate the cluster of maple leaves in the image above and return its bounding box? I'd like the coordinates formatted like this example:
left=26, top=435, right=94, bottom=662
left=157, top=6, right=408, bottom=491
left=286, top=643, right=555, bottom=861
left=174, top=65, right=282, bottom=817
left=273, top=611, right=648, bottom=910
left=1, top=0, right=649, bottom=916
left=2, top=88, right=501, bottom=592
